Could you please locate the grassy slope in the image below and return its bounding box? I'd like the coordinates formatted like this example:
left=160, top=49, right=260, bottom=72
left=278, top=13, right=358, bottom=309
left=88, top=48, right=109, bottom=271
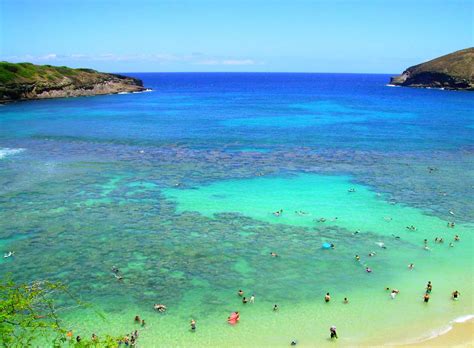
left=0, top=62, right=137, bottom=86
left=406, top=47, right=474, bottom=79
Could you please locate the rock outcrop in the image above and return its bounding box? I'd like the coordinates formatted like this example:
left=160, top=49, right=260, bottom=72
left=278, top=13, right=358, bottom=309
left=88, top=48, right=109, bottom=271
left=0, top=62, right=147, bottom=103
left=390, top=48, right=474, bottom=91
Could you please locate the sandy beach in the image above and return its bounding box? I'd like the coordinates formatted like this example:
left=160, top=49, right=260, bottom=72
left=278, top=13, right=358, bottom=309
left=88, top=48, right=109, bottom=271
left=400, top=318, right=474, bottom=348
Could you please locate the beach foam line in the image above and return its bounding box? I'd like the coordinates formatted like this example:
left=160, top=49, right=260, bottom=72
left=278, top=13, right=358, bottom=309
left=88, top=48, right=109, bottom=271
left=398, top=314, right=474, bottom=346
left=0, top=148, right=25, bottom=160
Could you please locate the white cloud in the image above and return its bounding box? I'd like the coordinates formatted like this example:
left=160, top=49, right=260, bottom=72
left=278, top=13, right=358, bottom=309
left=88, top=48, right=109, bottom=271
left=222, top=59, right=255, bottom=65
left=0, top=53, right=261, bottom=67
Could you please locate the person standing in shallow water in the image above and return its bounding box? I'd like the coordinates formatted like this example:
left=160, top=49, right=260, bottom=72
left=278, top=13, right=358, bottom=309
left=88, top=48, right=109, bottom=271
left=190, top=319, right=196, bottom=331
left=330, top=326, right=338, bottom=339
left=325, top=293, right=331, bottom=302
left=423, top=293, right=430, bottom=303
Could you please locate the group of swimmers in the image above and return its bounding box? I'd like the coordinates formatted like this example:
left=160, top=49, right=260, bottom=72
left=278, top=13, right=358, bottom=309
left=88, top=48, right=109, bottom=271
left=424, top=234, right=460, bottom=250
left=238, top=289, right=255, bottom=305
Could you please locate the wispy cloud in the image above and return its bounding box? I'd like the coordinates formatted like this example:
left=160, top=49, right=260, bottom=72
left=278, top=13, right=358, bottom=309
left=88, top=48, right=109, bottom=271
left=1, top=53, right=261, bottom=67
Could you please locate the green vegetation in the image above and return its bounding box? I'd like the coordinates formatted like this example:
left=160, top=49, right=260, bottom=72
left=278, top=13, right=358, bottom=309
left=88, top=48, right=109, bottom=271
left=390, top=47, right=474, bottom=90
left=0, top=275, right=120, bottom=347
left=0, top=62, right=83, bottom=84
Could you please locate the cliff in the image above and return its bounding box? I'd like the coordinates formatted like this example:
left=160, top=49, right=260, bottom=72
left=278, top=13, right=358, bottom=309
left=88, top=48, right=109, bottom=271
left=0, top=62, right=146, bottom=103
left=390, top=48, right=474, bottom=91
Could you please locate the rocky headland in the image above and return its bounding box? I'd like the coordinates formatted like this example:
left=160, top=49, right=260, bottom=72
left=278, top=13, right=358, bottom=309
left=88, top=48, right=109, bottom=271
left=390, top=48, right=473, bottom=91
left=0, top=62, right=147, bottom=103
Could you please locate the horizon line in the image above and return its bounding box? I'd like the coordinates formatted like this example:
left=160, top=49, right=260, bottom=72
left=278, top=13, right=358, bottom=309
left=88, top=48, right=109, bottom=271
left=115, top=71, right=397, bottom=75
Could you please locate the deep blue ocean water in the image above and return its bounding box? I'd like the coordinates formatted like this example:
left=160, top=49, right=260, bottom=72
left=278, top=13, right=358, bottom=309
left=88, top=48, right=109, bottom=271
left=0, top=73, right=473, bottom=346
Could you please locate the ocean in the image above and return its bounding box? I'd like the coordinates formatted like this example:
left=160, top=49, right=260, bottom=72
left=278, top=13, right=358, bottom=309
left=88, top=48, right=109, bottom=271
left=0, top=73, right=473, bottom=346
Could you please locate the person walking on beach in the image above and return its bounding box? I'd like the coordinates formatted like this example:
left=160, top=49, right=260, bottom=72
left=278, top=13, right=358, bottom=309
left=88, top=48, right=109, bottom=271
left=330, top=326, right=338, bottom=339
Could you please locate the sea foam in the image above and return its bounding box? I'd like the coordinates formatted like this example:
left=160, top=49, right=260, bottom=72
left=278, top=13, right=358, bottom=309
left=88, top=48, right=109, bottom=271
left=0, top=148, right=25, bottom=160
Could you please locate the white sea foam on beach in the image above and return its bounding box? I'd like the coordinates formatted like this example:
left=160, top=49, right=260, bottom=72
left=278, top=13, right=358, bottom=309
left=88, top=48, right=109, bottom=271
left=0, top=148, right=25, bottom=159
left=401, top=314, right=474, bottom=345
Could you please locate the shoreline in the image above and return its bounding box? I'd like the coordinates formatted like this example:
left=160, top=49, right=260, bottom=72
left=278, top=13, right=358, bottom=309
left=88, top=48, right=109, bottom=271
left=397, top=316, right=474, bottom=347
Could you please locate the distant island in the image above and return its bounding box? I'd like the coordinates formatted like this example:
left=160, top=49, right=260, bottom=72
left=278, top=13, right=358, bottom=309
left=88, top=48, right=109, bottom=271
left=0, top=62, right=147, bottom=103
left=390, top=48, right=473, bottom=91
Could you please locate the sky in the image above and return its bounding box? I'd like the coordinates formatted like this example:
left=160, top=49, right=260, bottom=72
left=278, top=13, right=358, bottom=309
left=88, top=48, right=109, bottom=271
left=0, top=0, right=472, bottom=73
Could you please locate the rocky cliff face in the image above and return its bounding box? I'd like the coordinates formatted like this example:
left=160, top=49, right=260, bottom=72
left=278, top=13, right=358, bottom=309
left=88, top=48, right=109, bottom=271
left=390, top=48, right=473, bottom=91
left=0, top=62, right=147, bottom=103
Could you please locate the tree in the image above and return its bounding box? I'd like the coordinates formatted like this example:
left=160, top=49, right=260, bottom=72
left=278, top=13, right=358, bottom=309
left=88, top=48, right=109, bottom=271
left=0, top=275, right=121, bottom=347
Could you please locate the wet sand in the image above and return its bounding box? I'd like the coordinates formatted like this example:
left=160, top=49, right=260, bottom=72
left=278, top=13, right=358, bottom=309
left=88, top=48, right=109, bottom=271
left=400, top=318, right=474, bottom=347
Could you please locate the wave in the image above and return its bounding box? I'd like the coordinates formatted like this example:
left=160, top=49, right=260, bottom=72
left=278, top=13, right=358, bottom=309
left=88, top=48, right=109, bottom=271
left=0, top=148, right=25, bottom=160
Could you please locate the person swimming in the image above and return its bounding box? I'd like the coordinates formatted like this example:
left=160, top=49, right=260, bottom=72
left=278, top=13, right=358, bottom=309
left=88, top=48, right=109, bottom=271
left=154, top=304, right=167, bottom=312
left=324, top=293, right=331, bottom=302
left=134, top=315, right=141, bottom=323
left=270, top=252, right=279, bottom=257
left=390, top=289, right=399, bottom=299
left=408, top=263, right=414, bottom=270
left=355, top=255, right=360, bottom=261
left=273, top=304, right=279, bottom=311
left=242, top=297, right=248, bottom=304
left=452, top=290, right=460, bottom=300
left=366, top=267, right=372, bottom=273
left=343, top=297, right=349, bottom=304
left=368, top=252, right=376, bottom=257
left=238, top=289, right=244, bottom=297
left=348, top=188, right=356, bottom=193
left=273, top=209, right=283, bottom=217
left=454, top=235, right=460, bottom=241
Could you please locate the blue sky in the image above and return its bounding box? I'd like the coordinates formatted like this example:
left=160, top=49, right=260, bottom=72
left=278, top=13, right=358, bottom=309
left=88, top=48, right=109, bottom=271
left=0, top=0, right=472, bottom=73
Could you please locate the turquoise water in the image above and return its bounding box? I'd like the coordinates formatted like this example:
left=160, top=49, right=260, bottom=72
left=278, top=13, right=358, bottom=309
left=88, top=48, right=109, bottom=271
left=0, top=73, right=473, bottom=346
